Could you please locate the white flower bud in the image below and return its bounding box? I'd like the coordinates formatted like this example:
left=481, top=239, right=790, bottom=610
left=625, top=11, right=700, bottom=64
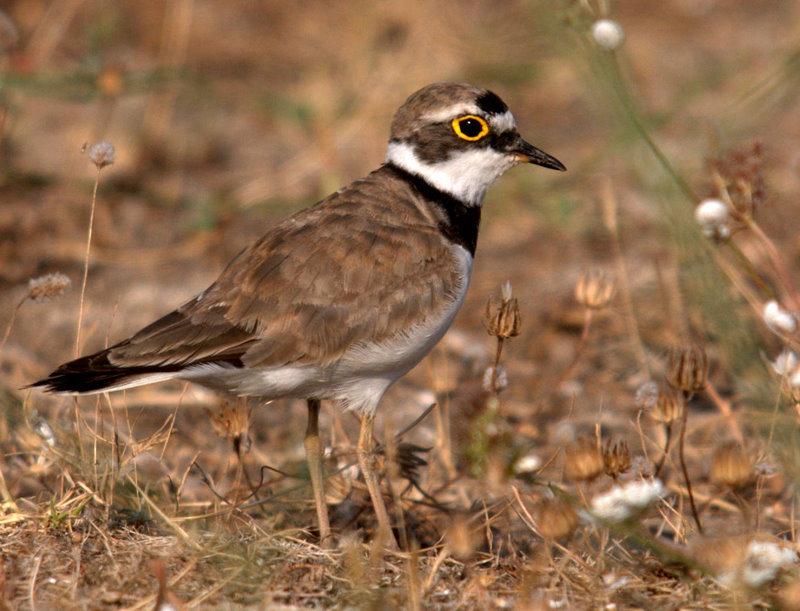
left=514, top=453, right=542, bottom=474
left=591, top=479, right=665, bottom=522
left=695, top=199, right=731, bottom=239
left=591, top=19, right=625, bottom=51
left=763, top=300, right=798, bottom=335
left=739, top=540, right=796, bottom=588
left=771, top=349, right=798, bottom=376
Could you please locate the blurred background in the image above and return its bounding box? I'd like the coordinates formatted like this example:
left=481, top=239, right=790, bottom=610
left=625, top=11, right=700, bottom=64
left=4, top=0, right=800, bottom=421
left=3, top=0, right=800, bottom=470
left=2, top=1, right=800, bottom=604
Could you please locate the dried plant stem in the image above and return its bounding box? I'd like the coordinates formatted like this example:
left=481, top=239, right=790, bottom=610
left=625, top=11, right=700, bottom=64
left=490, top=336, right=505, bottom=393
left=434, top=398, right=456, bottom=480
left=0, top=465, right=19, bottom=514
left=745, top=217, right=800, bottom=310
left=653, top=423, right=672, bottom=478
left=382, top=421, right=410, bottom=551
left=29, top=554, right=42, bottom=611
left=704, top=382, right=743, bottom=445
left=75, top=170, right=101, bottom=357
left=0, top=295, right=27, bottom=356
left=186, top=564, right=247, bottom=608
left=678, top=393, right=702, bottom=533
left=128, top=475, right=202, bottom=551
left=423, top=546, right=449, bottom=592
left=731, top=488, right=752, bottom=530
left=602, top=180, right=650, bottom=377
left=722, top=240, right=775, bottom=301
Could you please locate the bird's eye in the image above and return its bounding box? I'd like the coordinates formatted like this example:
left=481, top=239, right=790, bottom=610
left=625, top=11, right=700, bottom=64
left=451, top=115, right=489, bottom=141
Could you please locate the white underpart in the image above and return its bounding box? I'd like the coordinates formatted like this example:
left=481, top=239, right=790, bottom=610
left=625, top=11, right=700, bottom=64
left=181, top=244, right=474, bottom=415
left=387, top=140, right=519, bottom=206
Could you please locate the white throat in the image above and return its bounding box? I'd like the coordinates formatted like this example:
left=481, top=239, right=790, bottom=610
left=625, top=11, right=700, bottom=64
left=386, top=141, right=518, bottom=206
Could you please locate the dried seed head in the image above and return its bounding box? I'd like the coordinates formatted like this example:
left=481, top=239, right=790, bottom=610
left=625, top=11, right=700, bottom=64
left=603, top=440, right=631, bottom=480
left=575, top=269, right=617, bottom=310
left=28, top=272, right=71, bottom=303
left=484, top=282, right=521, bottom=339
left=710, top=442, right=753, bottom=489
left=709, top=142, right=765, bottom=220
left=565, top=436, right=604, bottom=482
left=87, top=141, right=115, bottom=170
left=535, top=496, right=579, bottom=540
left=666, top=344, right=708, bottom=392
left=634, top=381, right=660, bottom=411
left=205, top=402, right=251, bottom=455
left=649, top=386, right=686, bottom=424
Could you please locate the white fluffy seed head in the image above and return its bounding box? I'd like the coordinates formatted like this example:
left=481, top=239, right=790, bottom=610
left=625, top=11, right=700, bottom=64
left=590, top=479, right=665, bottom=522
left=695, top=198, right=732, bottom=240
left=771, top=349, right=799, bottom=376
left=88, top=141, right=115, bottom=169
left=729, top=540, right=797, bottom=589
left=591, top=19, right=625, bottom=51
left=634, top=381, right=659, bottom=410
left=763, top=300, right=798, bottom=335
left=514, top=453, right=542, bottom=474
left=27, top=272, right=71, bottom=303
left=482, top=365, right=508, bottom=393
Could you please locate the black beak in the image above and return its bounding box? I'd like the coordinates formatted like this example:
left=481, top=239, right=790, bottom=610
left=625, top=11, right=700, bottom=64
left=511, top=137, right=566, bottom=172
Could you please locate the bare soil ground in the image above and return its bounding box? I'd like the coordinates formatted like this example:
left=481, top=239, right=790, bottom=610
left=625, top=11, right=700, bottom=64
left=2, top=1, right=800, bottom=608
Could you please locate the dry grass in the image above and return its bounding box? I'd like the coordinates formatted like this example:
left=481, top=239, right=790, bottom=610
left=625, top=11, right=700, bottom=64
left=2, top=0, right=800, bottom=608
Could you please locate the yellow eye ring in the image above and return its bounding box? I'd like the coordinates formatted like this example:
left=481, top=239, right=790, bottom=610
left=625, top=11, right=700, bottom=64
left=451, top=115, right=489, bottom=141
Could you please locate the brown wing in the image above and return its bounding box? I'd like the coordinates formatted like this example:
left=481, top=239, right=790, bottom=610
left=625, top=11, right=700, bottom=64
left=108, top=167, right=460, bottom=370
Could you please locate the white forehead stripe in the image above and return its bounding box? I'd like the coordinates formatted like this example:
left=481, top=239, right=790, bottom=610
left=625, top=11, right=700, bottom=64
left=422, top=103, right=482, bottom=124
left=422, top=105, right=516, bottom=134
left=489, top=110, right=516, bottom=133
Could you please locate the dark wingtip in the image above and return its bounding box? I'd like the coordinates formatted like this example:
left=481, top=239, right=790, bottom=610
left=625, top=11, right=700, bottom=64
left=28, top=371, right=124, bottom=395
left=28, top=349, right=132, bottom=395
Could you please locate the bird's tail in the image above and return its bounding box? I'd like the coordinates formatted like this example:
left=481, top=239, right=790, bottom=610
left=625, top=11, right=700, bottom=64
left=30, top=348, right=183, bottom=395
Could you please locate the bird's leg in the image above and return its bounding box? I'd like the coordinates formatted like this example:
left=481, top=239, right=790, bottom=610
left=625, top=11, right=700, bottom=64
left=357, top=412, right=398, bottom=549
left=304, top=398, right=331, bottom=547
